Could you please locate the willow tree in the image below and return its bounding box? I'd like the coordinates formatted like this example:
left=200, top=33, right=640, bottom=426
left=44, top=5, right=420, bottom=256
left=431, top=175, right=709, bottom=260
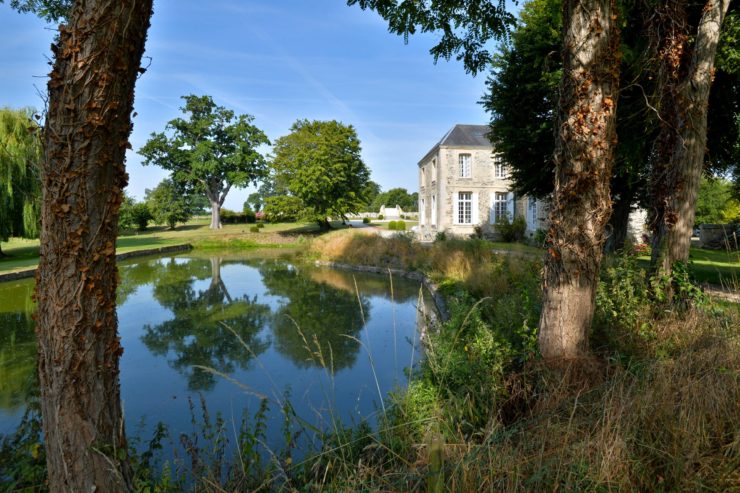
left=33, top=0, right=154, bottom=490
left=349, top=0, right=621, bottom=360
left=648, top=0, right=732, bottom=293
left=0, top=108, right=41, bottom=256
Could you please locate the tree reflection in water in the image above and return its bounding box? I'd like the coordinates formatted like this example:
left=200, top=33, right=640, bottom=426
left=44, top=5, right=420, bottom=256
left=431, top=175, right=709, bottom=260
left=140, top=257, right=270, bottom=390
left=259, top=262, right=370, bottom=371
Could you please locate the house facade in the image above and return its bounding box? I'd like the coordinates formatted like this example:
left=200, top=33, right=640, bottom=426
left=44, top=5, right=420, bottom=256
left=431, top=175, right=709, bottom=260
left=417, top=124, right=545, bottom=241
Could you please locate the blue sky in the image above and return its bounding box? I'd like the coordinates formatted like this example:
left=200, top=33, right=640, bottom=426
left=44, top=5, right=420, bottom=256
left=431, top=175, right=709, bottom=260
left=1, top=0, right=511, bottom=210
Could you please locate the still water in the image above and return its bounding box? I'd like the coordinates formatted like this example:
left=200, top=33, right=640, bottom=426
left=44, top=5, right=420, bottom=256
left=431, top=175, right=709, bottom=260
left=0, top=251, right=435, bottom=454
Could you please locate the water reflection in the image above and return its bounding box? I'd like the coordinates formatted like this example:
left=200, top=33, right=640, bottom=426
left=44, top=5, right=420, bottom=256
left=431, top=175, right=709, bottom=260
left=140, top=257, right=270, bottom=390
left=0, top=252, right=432, bottom=446
left=260, top=262, right=369, bottom=370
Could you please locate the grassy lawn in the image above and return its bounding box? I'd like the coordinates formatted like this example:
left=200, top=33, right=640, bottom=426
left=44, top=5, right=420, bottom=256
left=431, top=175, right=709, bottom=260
left=0, top=219, right=333, bottom=274
left=636, top=247, right=740, bottom=286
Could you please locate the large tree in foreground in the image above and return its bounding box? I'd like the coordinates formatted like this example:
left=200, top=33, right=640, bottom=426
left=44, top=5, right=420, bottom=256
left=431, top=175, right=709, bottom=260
left=349, top=0, right=620, bottom=360
left=271, top=119, right=370, bottom=228
left=0, top=107, right=41, bottom=256
left=648, top=0, right=732, bottom=292
left=139, top=95, right=269, bottom=229
left=32, top=0, right=153, bottom=491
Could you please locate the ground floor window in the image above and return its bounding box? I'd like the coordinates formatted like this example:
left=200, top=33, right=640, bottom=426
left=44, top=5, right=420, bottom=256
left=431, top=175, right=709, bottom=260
left=493, top=192, right=508, bottom=222
left=458, top=192, right=472, bottom=224
left=529, top=197, right=537, bottom=226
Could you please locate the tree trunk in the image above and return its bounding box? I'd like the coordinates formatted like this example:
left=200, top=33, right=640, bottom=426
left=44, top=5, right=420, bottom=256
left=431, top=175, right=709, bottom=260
left=648, top=0, right=730, bottom=295
left=538, top=0, right=621, bottom=360
left=210, top=199, right=222, bottom=229
left=604, top=185, right=635, bottom=252
left=35, top=1, right=153, bottom=492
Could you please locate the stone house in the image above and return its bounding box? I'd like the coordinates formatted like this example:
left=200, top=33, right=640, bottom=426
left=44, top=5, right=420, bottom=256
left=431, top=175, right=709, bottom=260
left=417, top=124, right=546, bottom=241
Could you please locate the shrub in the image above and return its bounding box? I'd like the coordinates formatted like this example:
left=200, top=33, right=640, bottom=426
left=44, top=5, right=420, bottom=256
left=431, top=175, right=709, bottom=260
left=533, top=228, right=547, bottom=247
left=396, top=220, right=406, bottom=230
left=256, top=222, right=265, bottom=229
left=495, top=214, right=527, bottom=242
left=378, top=214, right=384, bottom=220
left=249, top=226, right=260, bottom=233
left=362, top=217, right=370, bottom=224
left=435, top=231, right=447, bottom=242
left=263, top=195, right=304, bottom=223
left=220, top=209, right=252, bottom=224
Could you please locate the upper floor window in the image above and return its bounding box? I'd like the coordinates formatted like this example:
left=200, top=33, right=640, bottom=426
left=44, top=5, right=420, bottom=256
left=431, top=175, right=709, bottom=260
left=432, top=158, right=437, bottom=179
left=494, top=155, right=507, bottom=178
left=458, top=192, right=472, bottom=224
left=459, top=154, right=471, bottom=178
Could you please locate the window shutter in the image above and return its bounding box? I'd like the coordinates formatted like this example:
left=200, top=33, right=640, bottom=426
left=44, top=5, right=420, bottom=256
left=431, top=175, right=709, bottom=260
left=489, top=195, right=495, bottom=224
left=506, top=192, right=515, bottom=219
left=472, top=192, right=479, bottom=224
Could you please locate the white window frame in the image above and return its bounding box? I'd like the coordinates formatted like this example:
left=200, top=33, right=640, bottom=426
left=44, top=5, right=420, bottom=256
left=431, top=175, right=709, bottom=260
left=494, top=155, right=507, bottom=179
left=432, top=158, right=437, bottom=181
left=420, top=198, right=426, bottom=226
left=491, top=191, right=508, bottom=223
left=459, top=154, right=471, bottom=178
left=457, top=192, right=472, bottom=224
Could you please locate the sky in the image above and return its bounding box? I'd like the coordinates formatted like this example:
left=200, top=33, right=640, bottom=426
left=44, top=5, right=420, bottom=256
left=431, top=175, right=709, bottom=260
left=0, top=0, right=513, bottom=211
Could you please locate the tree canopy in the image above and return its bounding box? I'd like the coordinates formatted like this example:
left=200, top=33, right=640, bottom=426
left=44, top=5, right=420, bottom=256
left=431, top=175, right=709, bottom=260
left=145, top=179, right=193, bottom=230
left=0, top=108, right=41, bottom=254
left=347, top=0, right=515, bottom=75
left=139, top=95, right=269, bottom=229
left=270, top=119, right=370, bottom=227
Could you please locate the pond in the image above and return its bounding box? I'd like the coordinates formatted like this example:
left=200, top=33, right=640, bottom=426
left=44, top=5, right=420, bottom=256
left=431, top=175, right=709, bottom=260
left=0, top=251, right=436, bottom=457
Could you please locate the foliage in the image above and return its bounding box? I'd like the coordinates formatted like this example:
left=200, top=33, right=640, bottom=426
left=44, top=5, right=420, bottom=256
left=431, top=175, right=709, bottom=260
left=495, top=214, right=527, bottom=242
left=2, top=0, right=72, bottom=22
left=262, top=195, right=305, bottom=223
left=0, top=108, right=41, bottom=247
left=145, top=179, right=193, bottom=230
left=371, top=187, right=418, bottom=212
left=220, top=208, right=256, bottom=224
left=695, top=176, right=739, bottom=224
left=481, top=0, right=562, bottom=198
left=347, top=0, right=515, bottom=75
left=139, top=95, right=269, bottom=228
left=119, top=194, right=153, bottom=231
left=360, top=180, right=381, bottom=211
left=245, top=192, right=263, bottom=212
left=362, top=217, right=370, bottom=224
left=249, top=226, right=259, bottom=233
left=271, top=120, right=370, bottom=227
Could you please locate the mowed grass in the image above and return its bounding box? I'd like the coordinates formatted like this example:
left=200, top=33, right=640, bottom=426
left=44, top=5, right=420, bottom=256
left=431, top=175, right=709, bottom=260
left=0, top=218, right=330, bottom=274
left=637, top=247, right=740, bottom=286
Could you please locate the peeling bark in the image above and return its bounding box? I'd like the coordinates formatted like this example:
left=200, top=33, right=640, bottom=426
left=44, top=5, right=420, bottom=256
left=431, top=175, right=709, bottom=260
left=648, top=0, right=731, bottom=294
left=35, top=1, right=153, bottom=491
left=538, top=0, right=621, bottom=359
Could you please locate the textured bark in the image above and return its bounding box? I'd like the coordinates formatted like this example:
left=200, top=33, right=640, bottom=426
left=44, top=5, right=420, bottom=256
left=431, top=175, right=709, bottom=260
left=649, top=0, right=730, bottom=288
left=209, top=199, right=222, bottom=229
left=35, top=1, right=153, bottom=491
left=538, top=0, right=621, bottom=359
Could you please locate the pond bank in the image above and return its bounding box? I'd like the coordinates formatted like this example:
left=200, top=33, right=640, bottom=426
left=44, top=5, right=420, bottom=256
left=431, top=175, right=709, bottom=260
left=0, top=243, right=193, bottom=283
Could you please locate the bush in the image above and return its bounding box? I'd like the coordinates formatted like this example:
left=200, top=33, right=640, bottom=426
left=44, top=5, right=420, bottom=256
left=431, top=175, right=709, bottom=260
left=249, top=226, right=260, bottom=233
left=256, top=222, right=265, bottom=229
left=533, top=228, right=547, bottom=247
left=397, top=220, right=406, bottom=230
left=495, top=214, right=527, bottom=242
left=220, top=209, right=252, bottom=224
left=388, top=221, right=397, bottom=230
left=362, top=217, right=370, bottom=224
left=263, top=195, right=304, bottom=223
left=378, top=214, right=384, bottom=220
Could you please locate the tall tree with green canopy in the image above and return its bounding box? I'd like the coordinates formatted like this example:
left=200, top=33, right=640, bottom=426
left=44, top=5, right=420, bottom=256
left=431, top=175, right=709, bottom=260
left=0, top=108, right=41, bottom=256
left=271, top=119, right=370, bottom=229
left=349, top=0, right=621, bottom=360
left=23, top=0, right=154, bottom=490
left=139, top=95, right=270, bottom=230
